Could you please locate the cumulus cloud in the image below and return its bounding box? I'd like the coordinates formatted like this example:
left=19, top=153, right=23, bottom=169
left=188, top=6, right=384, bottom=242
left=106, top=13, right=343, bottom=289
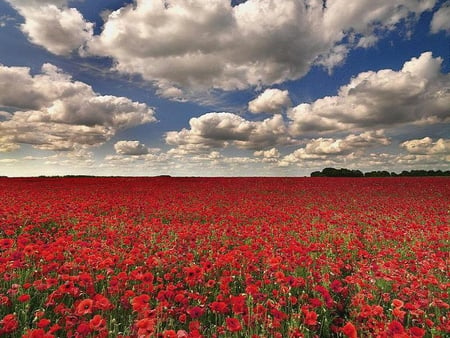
left=114, top=140, right=149, bottom=155
left=166, top=112, right=294, bottom=152
left=400, top=137, right=450, bottom=155
left=254, top=148, right=280, bottom=158
left=84, top=0, right=437, bottom=93
left=0, top=137, right=20, bottom=153
left=248, top=89, right=291, bottom=114
left=395, top=154, right=450, bottom=166
left=43, top=148, right=96, bottom=167
left=396, top=136, right=450, bottom=170
left=430, top=2, right=450, bottom=34
left=280, top=131, right=390, bottom=165
left=6, top=0, right=93, bottom=55
left=288, top=52, right=450, bottom=135
left=0, top=63, right=156, bottom=151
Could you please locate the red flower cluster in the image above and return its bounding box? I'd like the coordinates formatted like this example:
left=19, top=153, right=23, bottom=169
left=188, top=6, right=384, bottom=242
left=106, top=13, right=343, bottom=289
left=0, top=177, right=448, bottom=336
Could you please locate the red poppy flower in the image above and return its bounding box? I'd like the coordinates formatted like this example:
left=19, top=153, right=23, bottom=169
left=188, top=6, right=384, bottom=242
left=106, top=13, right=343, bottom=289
left=89, top=315, right=107, bottom=331
left=341, top=322, right=357, bottom=338
left=304, top=310, right=318, bottom=326
left=187, top=306, right=205, bottom=319
left=136, top=318, right=156, bottom=336
left=131, top=294, right=150, bottom=312
left=0, top=314, right=19, bottom=334
left=163, top=329, right=177, bottom=338
left=393, top=307, right=406, bottom=320
left=1, top=176, right=448, bottom=336
left=75, top=299, right=94, bottom=316
left=0, top=238, right=14, bottom=251
left=392, top=299, right=404, bottom=309
left=22, top=328, right=53, bottom=338
left=48, top=324, right=61, bottom=334
left=93, top=294, right=113, bottom=311
left=37, top=318, right=51, bottom=329
left=230, top=295, right=247, bottom=314
left=210, top=301, right=229, bottom=314
left=18, top=294, right=31, bottom=302
left=387, top=320, right=405, bottom=335
left=226, top=317, right=242, bottom=332
left=76, top=322, right=91, bottom=335
left=188, top=320, right=201, bottom=332
left=176, top=330, right=188, bottom=337
left=409, top=326, right=425, bottom=337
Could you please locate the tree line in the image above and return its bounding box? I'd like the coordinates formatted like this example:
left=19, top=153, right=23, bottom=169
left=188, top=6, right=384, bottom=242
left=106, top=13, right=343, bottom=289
left=311, top=168, right=450, bottom=177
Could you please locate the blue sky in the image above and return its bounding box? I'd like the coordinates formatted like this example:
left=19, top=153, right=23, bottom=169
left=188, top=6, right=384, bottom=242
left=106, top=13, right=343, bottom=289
left=0, top=0, right=449, bottom=176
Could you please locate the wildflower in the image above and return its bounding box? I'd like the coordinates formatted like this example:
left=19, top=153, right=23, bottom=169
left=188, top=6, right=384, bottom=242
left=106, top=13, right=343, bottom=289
left=0, top=238, right=14, bottom=250
left=409, top=326, right=425, bottom=337
left=75, top=298, right=94, bottom=316
left=187, top=306, right=205, bottom=319
left=226, top=317, right=242, bottom=332
left=304, top=310, right=318, bottom=326
left=18, top=294, right=31, bottom=302
left=22, top=328, right=54, bottom=338
left=163, top=330, right=178, bottom=338
left=89, top=315, right=107, bottom=331
left=93, top=294, right=113, bottom=311
left=210, top=301, right=229, bottom=314
left=392, top=299, right=404, bottom=309
left=387, top=320, right=405, bottom=335
left=342, top=322, right=357, bottom=338
left=37, top=318, right=51, bottom=328
left=131, top=294, right=150, bottom=312
left=136, top=317, right=156, bottom=336
left=0, top=314, right=19, bottom=334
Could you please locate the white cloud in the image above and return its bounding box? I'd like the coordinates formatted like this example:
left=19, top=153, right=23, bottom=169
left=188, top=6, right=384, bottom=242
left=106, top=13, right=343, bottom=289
left=280, top=131, right=390, bottom=165
left=85, top=0, right=437, bottom=93
left=114, top=140, right=149, bottom=155
left=288, top=52, right=450, bottom=135
left=315, top=45, right=349, bottom=74
left=430, top=3, right=450, bottom=34
left=305, top=131, right=390, bottom=155
left=253, top=147, right=281, bottom=163
left=0, top=63, right=156, bottom=151
left=166, top=112, right=294, bottom=152
left=356, top=35, right=379, bottom=48
left=43, top=148, right=96, bottom=167
left=395, top=153, right=450, bottom=166
left=402, top=51, right=443, bottom=80
left=0, top=137, right=20, bottom=152
left=248, top=89, right=291, bottom=114
left=400, top=137, right=450, bottom=155
left=0, top=158, right=18, bottom=164
left=6, top=0, right=93, bottom=55
left=254, top=148, right=280, bottom=158
left=0, top=14, right=15, bottom=28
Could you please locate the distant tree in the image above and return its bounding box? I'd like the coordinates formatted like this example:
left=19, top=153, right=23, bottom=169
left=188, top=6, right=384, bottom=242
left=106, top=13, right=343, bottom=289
left=312, top=168, right=450, bottom=177
left=313, top=167, right=363, bottom=177
left=322, top=168, right=339, bottom=177
left=365, top=171, right=391, bottom=177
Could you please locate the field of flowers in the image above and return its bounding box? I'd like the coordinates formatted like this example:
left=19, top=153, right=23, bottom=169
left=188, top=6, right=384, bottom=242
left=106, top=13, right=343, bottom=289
left=0, top=177, right=448, bottom=337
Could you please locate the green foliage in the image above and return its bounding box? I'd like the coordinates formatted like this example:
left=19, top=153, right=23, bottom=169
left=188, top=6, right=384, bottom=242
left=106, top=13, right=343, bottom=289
left=311, top=168, right=450, bottom=177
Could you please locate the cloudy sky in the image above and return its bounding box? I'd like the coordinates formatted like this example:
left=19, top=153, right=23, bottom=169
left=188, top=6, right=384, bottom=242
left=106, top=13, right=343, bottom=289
left=0, top=0, right=449, bottom=176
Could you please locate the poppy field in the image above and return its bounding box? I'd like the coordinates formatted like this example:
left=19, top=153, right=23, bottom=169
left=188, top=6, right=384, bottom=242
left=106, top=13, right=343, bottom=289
left=0, top=177, right=448, bottom=337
